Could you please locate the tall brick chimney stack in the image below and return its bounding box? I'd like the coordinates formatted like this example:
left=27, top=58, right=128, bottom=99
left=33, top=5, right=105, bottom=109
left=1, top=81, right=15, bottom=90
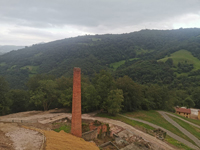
left=71, top=67, right=82, bottom=137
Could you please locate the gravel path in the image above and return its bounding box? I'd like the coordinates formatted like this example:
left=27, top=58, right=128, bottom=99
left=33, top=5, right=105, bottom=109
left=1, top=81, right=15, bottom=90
left=161, top=111, right=200, bottom=129
left=158, top=111, right=200, bottom=148
left=0, top=123, right=43, bottom=150
left=120, top=114, right=199, bottom=150
left=64, top=113, right=175, bottom=150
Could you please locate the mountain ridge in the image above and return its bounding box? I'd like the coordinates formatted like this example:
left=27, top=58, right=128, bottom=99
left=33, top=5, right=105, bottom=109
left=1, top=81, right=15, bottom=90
left=1, top=28, right=200, bottom=89
left=0, top=45, right=25, bottom=54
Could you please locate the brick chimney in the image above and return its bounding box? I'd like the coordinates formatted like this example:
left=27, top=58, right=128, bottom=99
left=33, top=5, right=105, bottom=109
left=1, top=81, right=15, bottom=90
left=71, top=67, right=82, bottom=137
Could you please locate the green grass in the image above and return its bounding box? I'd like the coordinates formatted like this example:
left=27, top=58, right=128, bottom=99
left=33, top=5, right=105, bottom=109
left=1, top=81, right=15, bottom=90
left=158, top=50, right=200, bottom=70
left=34, top=52, right=43, bottom=57
left=92, top=38, right=101, bottom=41
left=54, top=125, right=71, bottom=133
left=171, top=113, right=200, bottom=126
left=135, top=48, right=154, bottom=55
left=0, top=62, right=6, bottom=66
left=123, top=110, right=195, bottom=145
left=11, top=65, right=16, bottom=69
left=169, top=116, right=200, bottom=140
left=109, top=58, right=139, bottom=70
left=165, top=135, right=194, bottom=150
left=97, top=113, right=155, bottom=131
left=97, top=113, right=193, bottom=150
left=21, top=65, right=39, bottom=74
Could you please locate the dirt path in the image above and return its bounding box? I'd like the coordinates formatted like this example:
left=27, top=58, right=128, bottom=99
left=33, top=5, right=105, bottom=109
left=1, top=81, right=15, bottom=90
left=161, top=111, right=200, bottom=129
left=0, top=130, right=14, bottom=150
left=0, top=112, right=66, bottom=123
left=0, top=123, right=43, bottom=150
left=120, top=114, right=199, bottom=150
left=158, top=111, right=200, bottom=148
left=67, top=113, right=174, bottom=150
left=0, top=110, right=183, bottom=150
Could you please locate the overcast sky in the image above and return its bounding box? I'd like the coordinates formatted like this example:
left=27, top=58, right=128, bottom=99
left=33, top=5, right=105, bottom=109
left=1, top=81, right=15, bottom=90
left=1, top=0, right=200, bottom=46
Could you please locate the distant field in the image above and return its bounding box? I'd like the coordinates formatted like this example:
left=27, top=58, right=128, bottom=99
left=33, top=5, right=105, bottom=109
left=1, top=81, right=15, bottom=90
left=109, top=58, right=139, bottom=70
left=158, top=50, right=200, bottom=70
left=34, top=52, right=43, bottom=57
left=92, top=38, right=101, bottom=41
left=135, top=48, right=154, bottom=55
left=0, top=62, right=6, bottom=66
left=21, top=65, right=39, bottom=75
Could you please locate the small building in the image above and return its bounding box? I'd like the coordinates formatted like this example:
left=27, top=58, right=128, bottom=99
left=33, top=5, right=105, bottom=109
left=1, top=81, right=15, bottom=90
left=175, top=107, right=191, bottom=118
left=198, top=110, right=200, bottom=120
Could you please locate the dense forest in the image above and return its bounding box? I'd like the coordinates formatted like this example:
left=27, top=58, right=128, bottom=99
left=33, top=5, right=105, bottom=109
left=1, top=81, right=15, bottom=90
left=1, top=28, right=200, bottom=115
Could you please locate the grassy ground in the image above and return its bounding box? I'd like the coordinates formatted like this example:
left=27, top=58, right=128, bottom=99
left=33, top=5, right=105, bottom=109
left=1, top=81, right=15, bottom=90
left=53, top=124, right=71, bottom=133
left=97, top=113, right=192, bottom=150
left=34, top=52, right=43, bottom=57
left=172, top=113, right=200, bottom=126
left=21, top=65, right=39, bottom=74
left=158, top=50, right=200, bottom=70
left=92, top=38, right=101, bottom=41
left=123, top=110, right=195, bottom=145
left=165, top=135, right=193, bottom=150
left=0, top=62, right=6, bottom=66
left=97, top=113, right=155, bottom=131
left=169, top=116, right=200, bottom=140
left=135, top=48, right=154, bottom=55
left=109, top=58, right=139, bottom=70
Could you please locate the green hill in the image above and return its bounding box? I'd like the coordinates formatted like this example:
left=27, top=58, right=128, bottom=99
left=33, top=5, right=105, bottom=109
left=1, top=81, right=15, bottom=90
left=1, top=28, right=200, bottom=89
left=158, top=50, right=200, bottom=70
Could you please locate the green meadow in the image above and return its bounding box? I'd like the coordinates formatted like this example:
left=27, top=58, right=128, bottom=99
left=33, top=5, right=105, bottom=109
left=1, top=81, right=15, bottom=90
left=21, top=65, right=39, bottom=73
left=0, top=62, right=6, bottom=66
left=158, top=50, right=200, bottom=70
left=109, top=58, right=139, bottom=70
left=169, top=116, right=200, bottom=140
left=123, top=110, right=194, bottom=144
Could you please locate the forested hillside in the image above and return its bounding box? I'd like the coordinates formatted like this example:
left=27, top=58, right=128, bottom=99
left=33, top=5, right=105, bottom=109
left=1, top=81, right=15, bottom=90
left=1, top=28, right=200, bottom=115
left=1, top=28, right=200, bottom=88
left=0, top=45, right=25, bottom=54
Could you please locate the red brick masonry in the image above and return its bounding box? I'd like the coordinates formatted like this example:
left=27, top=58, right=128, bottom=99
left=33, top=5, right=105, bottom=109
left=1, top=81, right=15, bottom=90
left=71, top=67, right=82, bottom=137
left=89, top=122, right=108, bottom=135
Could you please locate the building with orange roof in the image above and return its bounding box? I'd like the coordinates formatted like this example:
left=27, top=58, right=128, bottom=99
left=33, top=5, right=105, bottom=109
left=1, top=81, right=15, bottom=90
left=175, top=107, right=191, bottom=118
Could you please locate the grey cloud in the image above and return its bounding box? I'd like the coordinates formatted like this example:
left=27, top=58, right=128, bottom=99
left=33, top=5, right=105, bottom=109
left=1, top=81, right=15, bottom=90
left=8, top=28, right=54, bottom=38
left=1, top=0, right=200, bottom=29
left=1, top=0, right=200, bottom=45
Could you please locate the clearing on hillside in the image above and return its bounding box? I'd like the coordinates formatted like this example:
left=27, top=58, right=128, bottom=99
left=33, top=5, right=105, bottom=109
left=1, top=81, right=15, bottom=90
left=109, top=58, right=139, bottom=70
left=158, top=50, right=200, bottom=70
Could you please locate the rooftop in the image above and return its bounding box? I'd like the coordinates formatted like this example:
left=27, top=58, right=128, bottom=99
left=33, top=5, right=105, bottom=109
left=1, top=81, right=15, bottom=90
left=176, top=107, right=191, bottom=114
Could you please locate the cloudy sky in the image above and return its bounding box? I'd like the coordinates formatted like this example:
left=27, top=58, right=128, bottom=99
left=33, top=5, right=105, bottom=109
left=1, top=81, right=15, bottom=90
left=1, top=0, right=200, bottom=46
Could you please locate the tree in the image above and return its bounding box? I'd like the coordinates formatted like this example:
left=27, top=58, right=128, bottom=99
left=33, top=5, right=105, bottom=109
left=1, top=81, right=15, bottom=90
left=165, top=58, right=173, bottom=66
left=0, top=76, right=11, bottom=115
left=9, top=89, right=29, bottom=113
left=116, top=76, right=143, bottom=111
left=93, top=70, right=115, bottom=108
left=184, top=97, right=195, bottom=108
left=26, top=74, right=55, bottom=91
left=144, top=85, right=170, bottom=110
left=30, top=80, right=58, bottom=111
left=191, top=87, right=200, bottom=108
left=82, top=82, right=100, bottom=112
left=56, top=76, right=73, bottom=108
left=105, top=89, right=124, bottom=115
